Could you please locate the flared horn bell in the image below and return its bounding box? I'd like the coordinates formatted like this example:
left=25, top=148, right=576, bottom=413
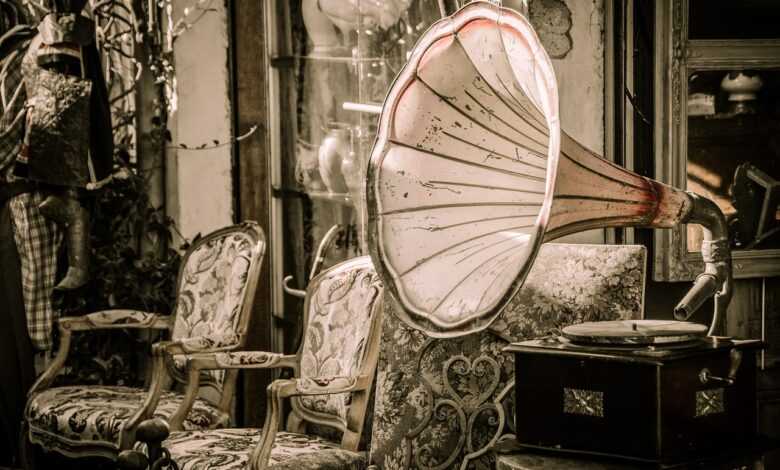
left=365, top=1, right=732, bottom=336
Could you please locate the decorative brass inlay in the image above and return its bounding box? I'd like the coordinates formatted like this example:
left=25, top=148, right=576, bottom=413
left=563, top=388, right=604, bottom=417
left=696, top=388, right=725, bottom=417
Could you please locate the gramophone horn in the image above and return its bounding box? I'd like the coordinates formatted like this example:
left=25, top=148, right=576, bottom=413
left=364, top=1, right=732, bottom=336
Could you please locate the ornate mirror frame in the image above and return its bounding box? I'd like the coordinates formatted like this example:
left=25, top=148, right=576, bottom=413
left=653, top=0, right=780, bottom=281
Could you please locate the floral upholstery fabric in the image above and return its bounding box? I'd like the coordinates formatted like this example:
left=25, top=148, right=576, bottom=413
left=295, top=257, right=382, bottom=424
left=26, top=385, right=221, bottom=454
left=369, top=244, right=646, bottom=469
left=156, top=257, right=380, bottom=470
left=163, top=429, right=366, bottom=470
left=170, top=230, right=257, bottom=388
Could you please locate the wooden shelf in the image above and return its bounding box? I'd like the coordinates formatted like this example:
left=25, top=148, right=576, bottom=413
left=306, top=190, right=353, bottom=206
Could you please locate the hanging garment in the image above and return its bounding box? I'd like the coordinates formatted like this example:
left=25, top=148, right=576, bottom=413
left=0, top=200, right=35, bottom=466
left=0, top=24, right=34, bottom=175
left=9, top=190, right=63, bottom=350
left=17, top=12, right=113, bottom=187
left=20, top=33, right=93, bottom=186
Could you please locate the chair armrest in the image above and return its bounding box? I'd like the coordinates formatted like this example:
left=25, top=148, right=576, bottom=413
left=164, top=351, right=298, bottom=431
left=151, top=333, right=241, bottom=356
left=60, top=309, right=170, bottom=331
left=273, top=375, right=373, bottom=398
left=248, top=374, right=374, bottom=470
left=144, top=336, right=242, bottom=431
left=28, top=310, right=170, bottom=397
left=188, top=351, right=298, bottom=371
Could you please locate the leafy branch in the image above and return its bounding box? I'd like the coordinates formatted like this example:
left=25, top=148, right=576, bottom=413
left=170, top=124, right=258, bottom=150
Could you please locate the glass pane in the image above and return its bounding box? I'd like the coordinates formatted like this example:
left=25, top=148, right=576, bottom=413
left=689, top=0, right=780, bottom=40
left=686, top=70, right=780, bottom=252
left=282, top=0, right=444, bottom=271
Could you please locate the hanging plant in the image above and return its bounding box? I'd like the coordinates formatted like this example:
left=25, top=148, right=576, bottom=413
left=44, top=0, right=187, bottom=387
left=16, top=0, right=234, bottom=387
left=55, top=165, right=183, bottom=387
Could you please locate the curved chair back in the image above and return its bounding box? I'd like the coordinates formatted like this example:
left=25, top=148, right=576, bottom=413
left=290, top=256, right=384, bottom=446
left=170, top=222, right=266, bottom=394
left=368, top=244, right=646, bottom=469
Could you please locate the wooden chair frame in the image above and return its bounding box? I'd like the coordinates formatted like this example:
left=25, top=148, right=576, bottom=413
left=22, top=221, right=266, bottom=460
left=159, top=255, right=383, bottom=470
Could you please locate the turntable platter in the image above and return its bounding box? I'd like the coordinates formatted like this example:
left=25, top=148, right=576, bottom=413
left=561, top=319, right=709, bottom=345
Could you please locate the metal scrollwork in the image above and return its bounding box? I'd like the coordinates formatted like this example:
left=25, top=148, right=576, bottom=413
left=406, top=338, right=509, bottom=470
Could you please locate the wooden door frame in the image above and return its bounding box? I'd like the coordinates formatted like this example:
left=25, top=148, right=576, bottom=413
left=229, top=0, right=274, bottom=426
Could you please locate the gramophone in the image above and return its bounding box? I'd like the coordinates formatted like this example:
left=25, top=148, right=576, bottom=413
left=363, top=1, right=762, bottom=464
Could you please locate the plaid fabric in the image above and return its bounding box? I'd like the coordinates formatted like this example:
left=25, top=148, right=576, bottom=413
left=9, top=191, right=62, bottom=351
left=0, top=44, right=28, bottom=175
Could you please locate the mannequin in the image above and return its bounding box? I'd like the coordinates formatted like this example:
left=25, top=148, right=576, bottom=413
left=16, top=0, right=113, bottom=290
left=0, top=1, right=111, bottom=463
left=0, top=3, right=37, bottom=465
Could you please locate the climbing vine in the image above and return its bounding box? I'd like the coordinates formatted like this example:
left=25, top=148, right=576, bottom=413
left=13, top=0, right=219, bottom=385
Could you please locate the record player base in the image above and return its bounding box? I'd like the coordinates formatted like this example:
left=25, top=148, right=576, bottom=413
left=494, top=443, right=779, bottom=470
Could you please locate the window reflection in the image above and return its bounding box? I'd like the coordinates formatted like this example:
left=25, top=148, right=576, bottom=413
left=686, top=70, right=780, bottom=251
left=689, top=0, right=780, bottom=40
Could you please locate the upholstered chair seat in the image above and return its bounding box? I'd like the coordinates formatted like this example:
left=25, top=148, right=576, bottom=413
left=22, top=222, right=266, bottom=463
left=161, top=429, right=365, bottom=470
left=26, top=385, right=222, bottom=453
left=129, top=256, right=383, bottom=470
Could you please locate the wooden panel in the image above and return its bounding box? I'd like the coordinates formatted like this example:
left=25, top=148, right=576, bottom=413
left=726, top=277, right=780, bottom=369
left=514, top=353, right=658, bottom=460
left=231, top=0, right=273, bottom=427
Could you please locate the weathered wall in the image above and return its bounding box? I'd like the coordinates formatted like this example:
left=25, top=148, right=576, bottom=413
left=162, top=1, right=604, bottom=244
left=167, top=1, right=234, bottom=241
left=531, top=0, right=606, bottom=243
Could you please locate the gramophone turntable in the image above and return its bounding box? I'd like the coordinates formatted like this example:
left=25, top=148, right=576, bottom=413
left=360, top=0, right=765, bottom=465
left=506, top=319, right=762, bottom=463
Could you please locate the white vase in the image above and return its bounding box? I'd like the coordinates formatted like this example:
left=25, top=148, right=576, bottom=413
left=721, top=71, right=763, bottom=114
left=340, top=148, right=361, bottom=200
left=318, top=127, right=350, bottom=194
left=721, top=71, right=763, bottom=102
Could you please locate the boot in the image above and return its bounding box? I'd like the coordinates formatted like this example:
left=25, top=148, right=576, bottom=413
left=38, top=194, right=70, bottom=225
left=53, top=198, right=89, bottom=291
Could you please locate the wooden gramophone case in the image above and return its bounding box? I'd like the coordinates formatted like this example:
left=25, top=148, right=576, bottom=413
left=361, top=1, right=765, bottom=464
left=506, top=329, right=763, bottom=464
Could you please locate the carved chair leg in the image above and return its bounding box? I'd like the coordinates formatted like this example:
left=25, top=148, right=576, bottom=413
left=18, top=419, right=38, bottom=470
left=118, top=418, right=179, bottom=470
left=286, top=411, right=305, bottom=434
left=117, top=450, right=149, bottom=470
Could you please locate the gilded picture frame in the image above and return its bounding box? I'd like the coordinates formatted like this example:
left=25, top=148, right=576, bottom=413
left=653, top=0, right=780, bottom=281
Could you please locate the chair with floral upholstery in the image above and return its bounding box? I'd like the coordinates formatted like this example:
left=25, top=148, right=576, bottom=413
left=367, top=243, right=647, bottom=469
left=134, top=255, right=383, bottom=470
left=22, top=221, right=266, bottom=463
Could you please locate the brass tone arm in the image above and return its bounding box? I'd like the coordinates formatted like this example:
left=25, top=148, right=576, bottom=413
left=675, top=193, right=733, bottom=335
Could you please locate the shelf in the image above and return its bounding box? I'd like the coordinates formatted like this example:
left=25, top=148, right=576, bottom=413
left=688, top=113, right=780, bottom=140
left=306, top=191, right=354, bottom=206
